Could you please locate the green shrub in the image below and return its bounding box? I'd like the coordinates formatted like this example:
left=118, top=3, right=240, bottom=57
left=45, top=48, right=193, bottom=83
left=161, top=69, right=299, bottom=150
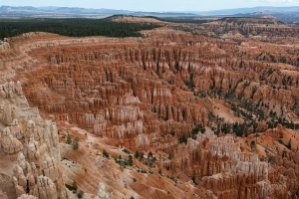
left=103, top=150, right=109, bottom=158
left=134, top=151, right=140, bottom=159
left=179, top=135, right=188, bottom=144
left=122, top=148, right=130, bottom=154
left=65, top=181, right=77, bottom=192
left=66, top=133, right=72, bottom=144
left=77, top=191, right=83, bottom=198
left=128, top=155, right=133, bottom=166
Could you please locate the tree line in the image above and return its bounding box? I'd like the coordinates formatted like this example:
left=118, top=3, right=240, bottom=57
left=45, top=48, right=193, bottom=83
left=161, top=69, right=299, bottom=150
left=0, top=18, right=160, bottom=40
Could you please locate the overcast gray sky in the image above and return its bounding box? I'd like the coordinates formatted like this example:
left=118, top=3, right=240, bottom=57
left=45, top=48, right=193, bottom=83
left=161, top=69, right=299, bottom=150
left=0, top=0, right=298, bottom=12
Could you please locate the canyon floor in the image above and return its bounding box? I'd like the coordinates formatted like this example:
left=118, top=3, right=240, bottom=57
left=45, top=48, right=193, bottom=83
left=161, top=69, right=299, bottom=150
left=0, top=16, right=299, bottom=199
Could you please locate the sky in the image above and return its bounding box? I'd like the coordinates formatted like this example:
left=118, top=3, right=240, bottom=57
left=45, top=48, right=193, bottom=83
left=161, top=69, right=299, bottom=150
left=0, top=0, right=299, bottom=12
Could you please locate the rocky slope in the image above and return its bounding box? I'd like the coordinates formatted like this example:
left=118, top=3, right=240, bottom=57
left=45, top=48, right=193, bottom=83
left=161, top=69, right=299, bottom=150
left=0, top=81, right=68, bottom=199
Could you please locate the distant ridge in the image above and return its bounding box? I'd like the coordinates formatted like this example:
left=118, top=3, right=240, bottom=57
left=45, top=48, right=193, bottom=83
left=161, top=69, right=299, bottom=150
left=193, top=6, right=299, bottom=16
left=0, top=5, right=298, bottom=23
left=0, top=6, right=197, bottom=18
left=192, top=6, right=299, bottom=23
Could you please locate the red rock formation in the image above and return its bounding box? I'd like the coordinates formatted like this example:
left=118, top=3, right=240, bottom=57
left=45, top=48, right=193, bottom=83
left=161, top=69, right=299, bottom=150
left=0, top=18, right=298, bottom=198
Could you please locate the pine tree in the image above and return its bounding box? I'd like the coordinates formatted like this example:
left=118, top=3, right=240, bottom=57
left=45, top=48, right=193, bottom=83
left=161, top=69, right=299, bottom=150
left=134, top=151, right=139, bottom=159
left=103, top=150, right=109, bottom=158
left=287, top=139, right=292, bottom=150
left=128, top=155, right=133, bottom=166
left=72, top=137, right=79, bottom=150
left=66, top=132, right=72, bottom=144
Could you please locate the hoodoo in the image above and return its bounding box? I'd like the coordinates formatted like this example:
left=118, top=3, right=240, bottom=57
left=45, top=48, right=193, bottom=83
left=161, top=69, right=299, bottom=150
left=0, top=12, right=298, bottom=199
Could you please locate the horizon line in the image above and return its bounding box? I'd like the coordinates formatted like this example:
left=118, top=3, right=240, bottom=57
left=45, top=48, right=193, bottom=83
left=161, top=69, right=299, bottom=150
left=1, top=4, right=299, bottom=13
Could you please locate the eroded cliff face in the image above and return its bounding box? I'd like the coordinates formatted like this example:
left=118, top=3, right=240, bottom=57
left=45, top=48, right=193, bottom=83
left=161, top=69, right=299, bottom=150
left=161, top=127, right=299, bottom=199
left=0, top=82, right=68, bottom=199
left=0, top=18, right=298, bottom=199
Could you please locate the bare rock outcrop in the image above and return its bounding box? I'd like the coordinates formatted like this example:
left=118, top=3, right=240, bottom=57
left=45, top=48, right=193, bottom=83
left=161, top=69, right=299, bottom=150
left=17, top=194, right=38, bottom=199
left=93, top=183, right=112, bottom=199
left=0, top=82, right=68, bottom=199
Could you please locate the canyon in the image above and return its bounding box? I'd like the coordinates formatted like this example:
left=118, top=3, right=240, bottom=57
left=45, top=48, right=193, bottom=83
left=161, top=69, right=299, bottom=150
left=0, top=17, right=298, bottom=199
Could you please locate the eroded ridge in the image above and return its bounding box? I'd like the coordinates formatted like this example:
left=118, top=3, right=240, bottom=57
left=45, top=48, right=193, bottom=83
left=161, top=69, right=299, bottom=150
left=0, top=81, right=68, bottom=199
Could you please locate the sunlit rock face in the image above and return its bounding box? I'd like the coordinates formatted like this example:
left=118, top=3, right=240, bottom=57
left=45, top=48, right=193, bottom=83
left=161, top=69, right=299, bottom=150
left=0, top=17, right=298, bottom=199
left=0, top=82, right=68, bottom=199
